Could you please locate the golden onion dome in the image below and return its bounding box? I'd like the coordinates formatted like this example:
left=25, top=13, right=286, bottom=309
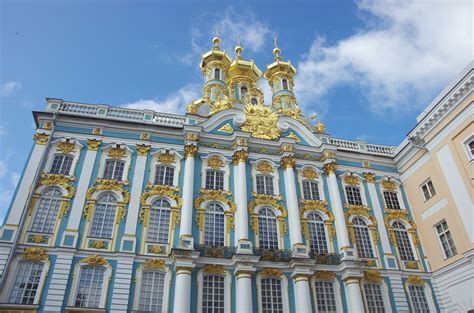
left=199, top=35, right=232, bottom=73
left=226, top=44, right=262, bottom=83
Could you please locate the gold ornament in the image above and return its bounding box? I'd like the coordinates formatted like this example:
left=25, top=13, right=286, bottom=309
left=407, top=275, right=425, bottom=285
left=34, top=133, right=49, bottom=145
left=405, top=261, right=419, bottom=269
left=184, top=145, right=198, bottom=158
left=232, top=150, right=248, bottom=164
left=281, top=155, right=295, bottom=169
left=260, top=268, right=283, bottom=277
left=207, top=155, right=224, bottom=169
left=364, top=172, right=375, bottom=183
left=286, top=132, right=300, bottom=142
left=382, top=180, right=397, bottom=190
left=157, top=152, right=176, bottom=164
left=82, top=255, right=107, bottom=265
left=186, top=133, right=199, bottom=141
left=143, top=259, right=166, bottom=270
left=43, top=121, right=53, bottom=130
left=57, top=141, right=76, bottom=154
left=210, top=94, right=233, bottom=115
left=364, top=270, right=382, bottom=283
left=344, top=175, right=359, bottom=186
left=141, top=133, right=150, bottom=140
left=136, top=144, right=150, bottom=156
left=90, top=240, right=106, bottom=249
left=314, top=271, right=336, bottom=280
left=301, top=167, right=318, bottom=180
left=281, top=144, right=294, bottom=152
left=147, top=245, right=163, bottom=254
left=24, top=247, right=48, bottom=261
left=363, top=161, right=371, bottom=168
left=203, top=264, right=225, bottom=274
left=218, top=123, right=234, bottom=133
left=323, top=162, right=337, bottom=175
left=241, top=103, right=281, bottom=140
left=108, top=146, right=126, bottom=159
left=29, top=234, right=47, bottom=243
left=256, top=161, right=274, bottom=174
left=92, top=128, right=102, bottom=135
left=87, top=139, right=101, bottom=151
left=315, top=121, right=326, bottom=134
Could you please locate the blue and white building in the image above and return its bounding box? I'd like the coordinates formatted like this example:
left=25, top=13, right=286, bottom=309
left=0, top=36, right=441, bottom=313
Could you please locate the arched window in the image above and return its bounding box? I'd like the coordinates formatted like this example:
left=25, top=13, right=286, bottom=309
left=201, top=274, right=226, bottom=312
left=75, top=266, right=106, bottom=308
left=302, top=180, right=320, bottom=200
left=206, top=169, right=224, bottom=190
left=9, top=261, right=45, bottom=304
left=307, top=212, right=328, bottom=254
left=155, top=165, right=174, bottom=186
left=345, top=186, right=363, bottom=205
left=353, top=217, right=374, bottom=258
left=103, top=159, right=125, bottom=181
left=240, top=86, right=248, bottom=100
left=147, top=199, right=171, bottom=244
left=282, top=79, right=288, bottom=90
left=90, top=193, right=117, bottom=239
left=214, top=68, right=221, bottom=80
left=256, top=174, right=274, bottom=195
left=204, top=203, right=225, bottom=246
left=139, top=270, right=166, bottom=312
left=393, top=221, right=415, bottom=261
left=49, top=154, right=74, bottom=175
left=258, top=207, right=279, bottom=250
left=30, top=187, right=63, bottom=234
left=383, top=191, right=401, bottom=210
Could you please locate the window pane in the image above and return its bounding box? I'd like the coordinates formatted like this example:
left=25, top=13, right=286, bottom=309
left=139, top=270, right=165, bottom=312
left=314, top=280, right=337, bottom=313
left=383, top=191, right=401, bottom=210
left=30, top=187, right=62, bottom=234
left=346, top=186, right=363, bottom=205
left=50, top=154, right=73, bottom=175
left=103, top=160, right=125, bottom=180
left=303, top=181, right=320, bottom=200
left=409, top=285, right=430, bottom=313
left=206, top=170, right=224, bottom=190
left=307, top=212, right=328, bottom=254
left=75, top=266, right=105, bottom=308
left=353, top=218, right=374, bottom=258
left=436, top=220, right=457, bottom=258
left=90, top=193, right=117, bottom=239
left=9, top=262, right=44, bottom=305
left=261, top=278, right=283, bottom=313
left=393, top=223, right=415, bottom=261
left=202, top=274, right=225, bottom=313
left=258, top=207, right=279, bottom=250
left=155, top=165, right=174, bottom=186
left=256, top=175, right=274, bottom=195
left=204, top=203, right=225, bottom=246
left=147, top=199, right=171, bottom=244
left=364, top=283, right=385, bottom=313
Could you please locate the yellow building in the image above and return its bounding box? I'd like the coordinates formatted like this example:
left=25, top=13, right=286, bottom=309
left=396, top=61, right=473, bottom=312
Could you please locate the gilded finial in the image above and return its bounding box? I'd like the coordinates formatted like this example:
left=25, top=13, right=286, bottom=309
left=316, top=121, right=326, bottom=134
left=213, top=30, right=220, bottom=50
left=273, top=35, right=281, bottom=61
left=235, top=35, right=243, bottom=58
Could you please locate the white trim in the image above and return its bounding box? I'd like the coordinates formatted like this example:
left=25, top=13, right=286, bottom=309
left=461, top=132, right=474, bottom=162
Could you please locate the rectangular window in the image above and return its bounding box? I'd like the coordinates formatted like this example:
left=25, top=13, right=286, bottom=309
left=302, top=181, right=320, bottom=200
left=261, top=277, right=283, bottom=313
left=364, top=283, right=385, bottom=313
left=202, top=274, right=225, bottom=313
left=421, top=180, right=436, bottom=201
left=49, top=154, right=73, bottom=175
left=256, top=175, right=274, bottom=195
left=154, top=165, right=174, bottom=186
left=75, top=266, right=105, bottom=308
left=103, top=159, right=125, bottom=181
left=205, top=170, right=224, bottom=190
left=435, top=220, right=457, bottom=258
left=345, top=186, right=363, bottom=205
left=139, top=271, right=165, bottom=312
left=408, top=285, right=430, bottom=313
left=314, top=280, right=337, bottom=312
left=9, top=261, right=44, bottom=305
left=383, top=191, right=401, bottom=210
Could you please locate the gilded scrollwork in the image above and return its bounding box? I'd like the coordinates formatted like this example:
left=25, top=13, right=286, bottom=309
left=139, top=183, right=182, bottom=230
left=241, top=103, right=281, bottom=140
left=194, top=189, right=236, bottom=232
left=82, top=254, right=108, bottom=265
left=143, top=259, right=166, bottom=270
left=364, top=270, right=382, bottom=283
left=259, top=268, right=283, bottom=277
left=248, top=194, right=288, bottom=236
left=23, top=247, right=48, bottom=261
left=299, top=199, right=335, bottom=239
left=83, top=179, right=130, bottom=223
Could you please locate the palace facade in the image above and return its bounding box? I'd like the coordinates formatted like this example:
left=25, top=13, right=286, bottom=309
left=0, top=36, right=471, bottom=313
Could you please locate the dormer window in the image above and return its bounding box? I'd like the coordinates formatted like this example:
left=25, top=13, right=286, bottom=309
left=282, top=79, right=288, bottom=90
left=240, top=86, right=248, bottom=100
left=214, top=68, right=221, bottom=80
left=103, top=159, right=125, bottom=181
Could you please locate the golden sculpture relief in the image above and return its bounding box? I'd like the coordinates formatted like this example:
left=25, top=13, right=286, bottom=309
left=241, top=103, right=281, bottom=140
left=203, top=264, right=225, bottom=274
left=232, top=150, right=248, bottom=164
left=323, top=162, right=337, bottom=175
left=140, top=184, right=182, bottom=229
left=301, top=167, right=318, bottom=179
left=364, top=172, right=375, bottom=183
left=321, top=151, right=336, bottom=162
left=136, top=144, right=150, bottom=156
left=141, top=132, right=150, bottom=140
left=184, top=145, right=198, bottom=158
left=108, top=146, right=126, bottom=159
left=34, top=133, right=49, bottom=145
left=30, top=234, right=47, bottom=243
left=43, top=121, right=53, bottom=130
left=90, top=240, right=106, bottom=249
left=157, top=152, right=176, bottom=164
left=148, top=245, right=163, bottom=254
left=405, top=261, right=419, bottom=269
left=364, top=270, right=382, bottom=283
left=407, top=275, right=425, bottom=285
left=87, top=139, right=101, bottom=151
left=286, top=132, right=300, bottom=142
left=57, top=141, right=76, bottom=154
left=186, top=133, right=199, bottom=141
left=218, top=123, right=234, bottom=133
left=210, top=94, right=233, bottom=115
left=315, top=121, right=326, bottom=134
left=314, top=271, right=336, bottom=280
left=207, top=155, right=224, bottom=169
left=143, top=259, right=166, bottom=270
left=344, top=175, right=359, bottom=186
left=92, top=128, right=102, bottom=135
left=382, top=179, right=397, bottom=190
left=281, top=155, right=295, bottom=169
left=260, top=268, right=283, bottom=277
left=82, top=254, right=108, bottom=265
left=256, top=161, right=273, bottom=174
left=24, top=247, right=48, bottom=261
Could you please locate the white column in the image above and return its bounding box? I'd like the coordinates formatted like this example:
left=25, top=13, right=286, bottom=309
left=324, top=162, right=351, bottom=250
left=364, top=173, right=392, bottom=254
left=173, top=267, right=193, bottom=313
left=345, top=278, right=365, bottom=313
left=124, top=145, right=149, bottom=236
left=293, top=275, right=313, bottom=313
left=236, top=271, right=253, bottom=313
left=233, top=150, right=249, bottom=242
left=65, top=139, right=100, bottom=231
left=282, top=156, right=304, bottom=247
left=178, top=144, right=197, bottom=249
left=6, top=133, right=49, bottom=226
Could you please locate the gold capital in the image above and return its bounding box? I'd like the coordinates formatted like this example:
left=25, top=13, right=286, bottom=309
left=136, top=144, right=151, bottom=156
left=323, top=162, right=337, bottom=175
left=34, top=133, right=49, bottom=145
left=87, top=139, right=101, bottom=151
left=281, top=155, right=295, bottom=169
left=24, top=247, right=48, bottom=261
left=233, top=150, right=248, bottom=165
left=364, top=172, right=375, bottom=183
left=184, top=145, right=198, bottom=158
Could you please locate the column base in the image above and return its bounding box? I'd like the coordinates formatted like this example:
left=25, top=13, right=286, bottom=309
left=292, top=243, right=309, bottom=258
left=236, top=239, right=253, bottom=254
left=178, top=235, right=194, bottom=250
left=340, top=246, right=357, bottom=260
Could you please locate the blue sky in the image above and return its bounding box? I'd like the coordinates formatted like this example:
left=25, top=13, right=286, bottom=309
left=0, top=0, right=471, bottom=222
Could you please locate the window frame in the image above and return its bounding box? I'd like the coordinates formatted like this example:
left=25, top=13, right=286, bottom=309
left=201, top=154, right=229, bottom=192
left=102, top=159, right=126, bottom=181
left=256, top=174, right=275, bottom=196
left=133, top=265, right=171, bottom=313
left=98, top=144, right=133, bottom=182
left=154, top=164, right=175, bottom=186
left=43, top=139, right=83, bottom=178
left=197, top=270, right=231, bottom=313
left=362, top=280, right=393, bottom=313
left=434, top=219, right=457, bottom=259
left=310, top=276, right=343, bottom=313
left=203, top=202, right=226, bottom=247
left=257, top=206, right=280, bottom=250
left=252, top=160, right=279, bottom=197
left=257, top=274, right=290, bottom=313
left=420, top=179, right=436, bottom=202
left=146, top=198, right=172, bottom=245
left=392, top=221, right=417, bottom=262
left=405, top=282, right=436, bottom=313
left=351, top=216, right=376, bottom=259
left=89, top=192, right=118, bottom=240
left=197, top=200, right=231, bottom=247
left=49, top=154, right=74, bottom=175
left=149, top=149, right=181, bottom=187
left=205, top=169, right=225, bottom=191
left=462, top=133, right=474, bottom=162
left=29, top=186, right=63, bottom=235
left=305, top=211, right=330, bottom=255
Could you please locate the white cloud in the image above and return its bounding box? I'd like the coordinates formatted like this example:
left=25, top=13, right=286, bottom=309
left=122, top=84, right=201, bottom=114
left=0, top=160, right=6, bottom=178
left=295, top=0, right=473, bottom=113
left=0, top=81, right=22, bottom=96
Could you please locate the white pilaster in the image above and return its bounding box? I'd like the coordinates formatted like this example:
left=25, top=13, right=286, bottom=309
left=173, top=267, right=193, bottom=313
left=178, top=144, right=197, bottom=249
left=324, top=162, right=351, bottom=252
left=44, top=252, right=74, bottom=312
left=6, top=136, right=49, bottom=226
left=62, top=139, right=100, bottom=246
left=233, top=150, right=252, bottom=253
left=235, top=271, right=253, bottom=313
left=364, top=173, right=393, bottom=266
left=389, top=274, right=410, bottom=313
left=344, top=278, right=365, bottom=313
left=110, top=258, right=134, bottom=312
left=293, top=275, right=313, bottom=313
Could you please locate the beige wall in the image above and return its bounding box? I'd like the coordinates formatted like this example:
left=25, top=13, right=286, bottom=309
left=401, top=95, right=473, bottom=271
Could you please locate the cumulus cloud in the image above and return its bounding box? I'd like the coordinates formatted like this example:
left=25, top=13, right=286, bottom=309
left=122, top=84, right=201, bottom=114
left=0, top=81, right=22, bottom=96
left=295, top=0, right=473, bottom=113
